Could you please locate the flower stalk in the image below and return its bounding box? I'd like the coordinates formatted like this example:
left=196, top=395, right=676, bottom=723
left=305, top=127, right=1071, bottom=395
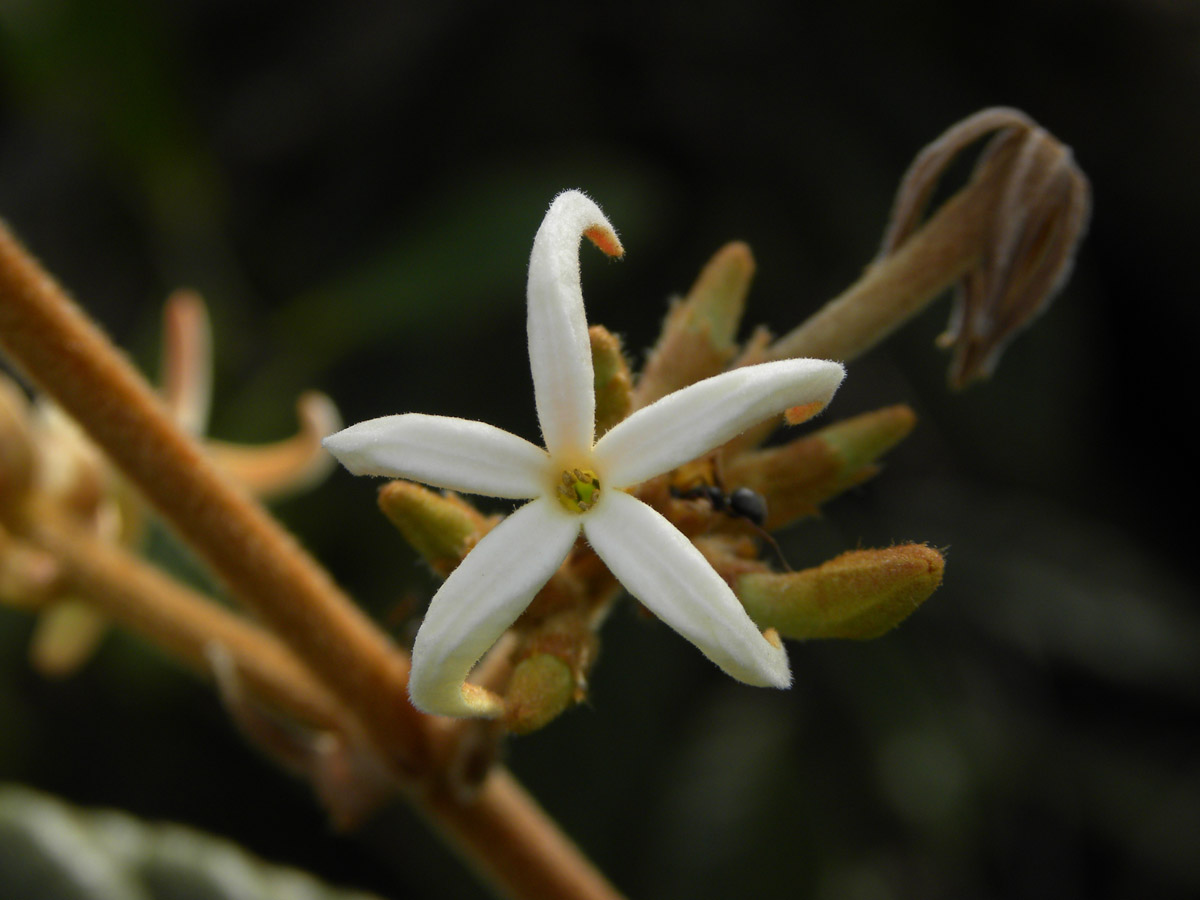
left=767, top=168, right=990, bottom=363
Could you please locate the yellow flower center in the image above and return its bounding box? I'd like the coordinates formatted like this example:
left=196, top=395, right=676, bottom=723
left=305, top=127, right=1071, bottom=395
left=556, top=468, right=601, bottom=514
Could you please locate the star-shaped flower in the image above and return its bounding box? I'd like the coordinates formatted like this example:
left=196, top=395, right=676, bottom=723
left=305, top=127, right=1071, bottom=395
left=324, top=191, right=845, bottom=718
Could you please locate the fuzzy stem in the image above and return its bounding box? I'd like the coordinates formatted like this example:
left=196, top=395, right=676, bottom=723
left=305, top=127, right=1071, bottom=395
left=767, top=167, right=997, bottom=363
left=421, top=768, right=625, bottom=900
left=0, top=221, right=423, bottom=770
left=21, top=502, right=347, bottom=731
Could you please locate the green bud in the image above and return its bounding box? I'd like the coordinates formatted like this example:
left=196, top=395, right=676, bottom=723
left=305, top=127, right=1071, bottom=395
left=724, top=404, right=916, bottom=529
left=816, top=404, right=917, bottom=480
left=633, top=242, right=754, bottom=408
left=504, top=653, right=575, bottom=735
left=589, top=325, right=632, bottom=437
left=680, top=240, right=754, bottom=348
left=736, top=544, right=944, bottom=640
left=377, top=481, right=488, bottom=576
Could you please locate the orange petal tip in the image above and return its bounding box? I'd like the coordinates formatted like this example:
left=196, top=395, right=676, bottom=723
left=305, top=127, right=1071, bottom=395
left=583, top=224, right=624, bottom=259
left=785, top=400, right=825, bottom=426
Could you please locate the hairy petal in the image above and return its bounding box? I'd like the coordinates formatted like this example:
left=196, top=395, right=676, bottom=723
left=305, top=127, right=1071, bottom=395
left=527, top=190, right=623, bottom=460
left=409, top=498, right=581, bottom=717
left=323, top=414, right=547, bottom=499
left=593, top=358, right=845, bottom=488
left=584, top=490, right=791, bottom=688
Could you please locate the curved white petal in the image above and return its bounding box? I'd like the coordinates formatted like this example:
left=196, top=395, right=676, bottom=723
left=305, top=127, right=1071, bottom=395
left=583, top=490, right=790, bottom=688
left=409, top=497, right=581, bottom=717
left=527, top=190, right=623, bottom=459
left=322, top=413, right=547, bottom=499
left=593, top=358, right=845, bottom=488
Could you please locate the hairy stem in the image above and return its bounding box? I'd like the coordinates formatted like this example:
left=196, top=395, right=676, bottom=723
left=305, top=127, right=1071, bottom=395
left=421, top=768, right=624, bottom=900
left=0, top=221, right=424, bottom=771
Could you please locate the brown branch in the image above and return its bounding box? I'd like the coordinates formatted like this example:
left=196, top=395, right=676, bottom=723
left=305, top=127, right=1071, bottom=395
left=420, top=768, right=624, bottom=900
left=0, top=220, right=424, bottom=772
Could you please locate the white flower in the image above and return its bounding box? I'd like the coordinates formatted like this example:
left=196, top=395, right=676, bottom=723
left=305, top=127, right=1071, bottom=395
left=324, top=191, right=845, bottom=718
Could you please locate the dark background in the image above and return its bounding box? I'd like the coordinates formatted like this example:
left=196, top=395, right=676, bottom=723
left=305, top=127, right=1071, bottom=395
left=1, top=2, right=1197, bottom=898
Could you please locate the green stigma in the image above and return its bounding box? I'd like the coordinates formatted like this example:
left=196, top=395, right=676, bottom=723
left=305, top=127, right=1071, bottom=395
left=556, top=468, right=601, bottom=514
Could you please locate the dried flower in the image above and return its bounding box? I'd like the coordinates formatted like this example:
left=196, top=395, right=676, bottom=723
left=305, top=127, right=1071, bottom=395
left=881, top=107, right=1091, bottom=387
left=766, top=107, right=1089, bottom=391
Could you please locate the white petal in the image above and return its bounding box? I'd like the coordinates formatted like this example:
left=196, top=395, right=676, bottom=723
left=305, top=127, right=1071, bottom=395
left=583, top=490, right=790, bottom=688
left=593, top=358, right=845, bottom=488
left=527, top=190, right=623, bottom=459
left=322, top=413, right=547, bottom=499
left=409, top=498, right=581, bottom=717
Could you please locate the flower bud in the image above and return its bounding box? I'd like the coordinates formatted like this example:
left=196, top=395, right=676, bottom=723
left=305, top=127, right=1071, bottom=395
left=589, top=325, right=632, bottom=437
left=503, top=608, right=596, bottom=734
left=724, top=405, right=916, bottom=529
left=377, top=481, right=490, bottom=576
left=633, top=242, right=754, bottom=408
left=736, top=544, right=944, bottom=640
left=504, top=653, right=575, bottom=735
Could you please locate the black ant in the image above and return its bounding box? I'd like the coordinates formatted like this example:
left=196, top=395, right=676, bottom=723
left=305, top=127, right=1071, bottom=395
left=669, top=478, right=791, bottom=571
left=669, top=483, right=768, bottom=528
